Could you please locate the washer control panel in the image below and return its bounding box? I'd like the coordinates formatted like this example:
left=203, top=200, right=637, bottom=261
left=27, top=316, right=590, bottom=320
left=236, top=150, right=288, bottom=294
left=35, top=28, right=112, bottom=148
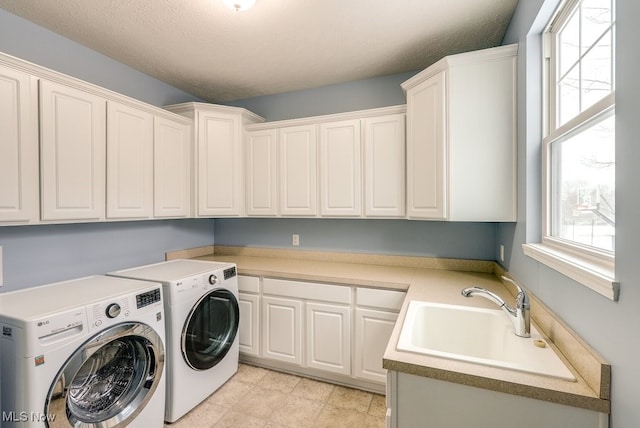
left=136, top=288, right=161, bottom=309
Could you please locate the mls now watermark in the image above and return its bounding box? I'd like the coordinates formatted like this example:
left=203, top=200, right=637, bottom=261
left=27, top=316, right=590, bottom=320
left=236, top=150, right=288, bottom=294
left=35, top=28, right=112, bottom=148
left=2, top=411, right=57, bottom=423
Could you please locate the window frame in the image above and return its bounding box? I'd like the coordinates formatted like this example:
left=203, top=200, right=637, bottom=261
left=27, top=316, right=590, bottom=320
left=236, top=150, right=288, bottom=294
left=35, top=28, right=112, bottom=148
left=523, top=0, right=619, bottom=300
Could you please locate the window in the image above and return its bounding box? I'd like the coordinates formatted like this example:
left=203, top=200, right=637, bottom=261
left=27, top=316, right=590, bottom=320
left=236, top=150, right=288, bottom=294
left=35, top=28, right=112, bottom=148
left=523, top=0, right=618, bottom=300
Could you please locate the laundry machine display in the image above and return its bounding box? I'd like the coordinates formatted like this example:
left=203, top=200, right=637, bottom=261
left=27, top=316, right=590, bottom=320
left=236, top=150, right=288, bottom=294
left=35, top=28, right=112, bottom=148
left=109, top=259, right=240, bottom=423
left=0, top=276, right=166, bottom=427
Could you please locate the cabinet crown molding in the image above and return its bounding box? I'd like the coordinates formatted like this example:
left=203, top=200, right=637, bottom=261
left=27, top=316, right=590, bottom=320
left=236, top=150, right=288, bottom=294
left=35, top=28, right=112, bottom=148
left=0, top=51, right=192, bottom=125
left=401, top=44, right=519, bottom=93
left=164, top=102, right=265, bottom=124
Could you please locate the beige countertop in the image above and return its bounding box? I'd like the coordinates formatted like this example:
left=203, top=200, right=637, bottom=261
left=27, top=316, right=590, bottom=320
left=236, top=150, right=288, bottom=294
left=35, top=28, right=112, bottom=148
left=173, top=245, right=610, bottom=413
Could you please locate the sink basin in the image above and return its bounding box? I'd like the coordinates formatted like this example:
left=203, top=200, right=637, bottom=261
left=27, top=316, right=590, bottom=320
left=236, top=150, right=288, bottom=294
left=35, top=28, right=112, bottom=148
left=397, top=301, right=576, bottom=381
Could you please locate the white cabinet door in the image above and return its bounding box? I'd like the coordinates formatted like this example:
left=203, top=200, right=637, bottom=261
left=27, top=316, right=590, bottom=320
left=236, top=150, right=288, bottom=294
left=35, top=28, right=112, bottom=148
left=279, top=125, right=317, bottom=216
left=197, top=111, right=244, bottom=216
left=405, top=71, right=446, bottom=220
left=262, top=295, right=302, bottom=365
left=0, top=65, right=38, bottom=224
left=354, top=308, right=398, bottom=383
left=364, top=114, right=406, bottom=217
left=305, top=302, right=351, bottom=375
left=238, top=292, right=260, bottom=356
left=106, top=101, right=154, bottom=219
left=319, top=119, right=362, bottom=217
left=40, top=80, right=106, bottom=221
left=153, top=116, right=191, bottom=218
left=246, top=129, right=278, bottom=216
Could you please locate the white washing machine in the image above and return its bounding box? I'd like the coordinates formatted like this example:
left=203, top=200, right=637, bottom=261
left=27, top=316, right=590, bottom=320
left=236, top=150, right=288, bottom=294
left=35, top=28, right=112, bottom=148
left=108, top=259, right=240, bottom=423
left=0, top=275, right=166, bottom=427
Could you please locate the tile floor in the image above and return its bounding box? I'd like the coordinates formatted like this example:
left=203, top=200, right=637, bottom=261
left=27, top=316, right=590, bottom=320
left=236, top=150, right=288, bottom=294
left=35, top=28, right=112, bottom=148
left=165, top=364, right=386, bottom=428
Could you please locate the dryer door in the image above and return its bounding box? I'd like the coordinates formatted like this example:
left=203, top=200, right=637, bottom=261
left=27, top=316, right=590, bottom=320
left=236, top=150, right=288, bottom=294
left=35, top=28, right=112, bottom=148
left=182, top=288, right=239, bottom=370
left=45, top=322, right=164, bottom=428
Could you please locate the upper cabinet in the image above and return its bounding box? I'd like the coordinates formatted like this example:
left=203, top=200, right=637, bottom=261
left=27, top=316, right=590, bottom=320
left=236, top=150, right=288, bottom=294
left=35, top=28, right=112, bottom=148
left=40, top=80, right=107, bottom=222
left=0, top=64, right=39, bottom=224
left=106, top=101, right=154, bottom=220
left=153, top=115, right=192, bottom=218
left=165, top=103, right=264, bottom=217
left=403, top=44, right=518, bottom=222
left=319, top=119, right=362, bottom=217
left=279, top=124, right=318, bottom=217
left=363, top=114, right=406, bottom=217
left=245, top=106, right=406, bottom=219
left=245, top=129, right=278, bottom=216
left=0, top=51, right=193, bottom=226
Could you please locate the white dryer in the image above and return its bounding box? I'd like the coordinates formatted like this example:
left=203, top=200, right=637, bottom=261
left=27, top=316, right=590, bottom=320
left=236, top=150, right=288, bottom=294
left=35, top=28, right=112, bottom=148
left=109, top=259, right=240, bottom=423
left=0, top=275, right=166, bottom=427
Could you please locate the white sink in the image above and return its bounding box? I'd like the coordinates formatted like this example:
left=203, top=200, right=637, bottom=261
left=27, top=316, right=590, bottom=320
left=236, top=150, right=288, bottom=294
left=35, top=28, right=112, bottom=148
left=397, top=301, right=576, bottom=381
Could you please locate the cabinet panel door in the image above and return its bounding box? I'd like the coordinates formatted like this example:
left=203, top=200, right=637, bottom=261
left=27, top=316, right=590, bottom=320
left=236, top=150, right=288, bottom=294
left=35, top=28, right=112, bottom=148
left=319, top=119, right=362, bottom=217
left=198, top=112, right=243, bottom=216
left=355, top=308, right=398, bottom=383
left=40, top=80, right=106, bottom=221
left=106, top=101, right=153, bottom=219
left=306, top=302, right=351, bottom=375
left=246, top=129, right=278, bottom=216
left=279, top=125, right=317, bottom=216
left=262, top=296, right=302, bottom=365
left=406, top=72, right=446, bottom=219
left=154, top=116, right=191, bottom=218
left=238, top=292, right=260, bottom=356
left=0, top=65, right=38, bottom=223
left=364, top=114, right=406, bottom=217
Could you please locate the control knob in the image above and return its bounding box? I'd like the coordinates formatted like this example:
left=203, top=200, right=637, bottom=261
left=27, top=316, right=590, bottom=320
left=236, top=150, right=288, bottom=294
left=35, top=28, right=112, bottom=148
left=208, top=274, right=218, bottom=285
left=106, top=303, right=121, bottom=319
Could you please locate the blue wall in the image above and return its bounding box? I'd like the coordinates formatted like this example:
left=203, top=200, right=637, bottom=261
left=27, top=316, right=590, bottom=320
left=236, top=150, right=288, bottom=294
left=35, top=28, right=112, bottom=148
left=215, top=218, right=497, bottom=260
left=500, top=0, right=638, bottom=425
left=1, top=220, right=214, bottom=290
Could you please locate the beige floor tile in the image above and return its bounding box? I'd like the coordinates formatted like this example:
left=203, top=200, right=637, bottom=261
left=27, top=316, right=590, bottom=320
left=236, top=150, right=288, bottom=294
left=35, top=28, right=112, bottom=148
left=172, top=365, right=387, bottom=428
left=257, top=369, right=302, bottom=393
left=328, top=385, right=373, bottom=413
left=314, top=404, right=368, bottom=428
left=268, top=394, right=324, bottom=427
left=291, top=377, right=336, bottom=402
left=234, top=363, right=269, bottom=384
left=368, top=393, right=387, bottom=418
left=208, top=378, right=252, bottom=407
left=363, top=414, right=386, bottom=428
left=232, top=386, right=288, bottom=420
left=167, top=399, right=230, bottom=427
left=213, top=410, right=267, bottom=428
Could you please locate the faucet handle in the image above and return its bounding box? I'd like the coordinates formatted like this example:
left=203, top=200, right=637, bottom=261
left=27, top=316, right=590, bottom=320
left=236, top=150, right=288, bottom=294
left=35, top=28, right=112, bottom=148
left=501, top=275, right=530, bottom=309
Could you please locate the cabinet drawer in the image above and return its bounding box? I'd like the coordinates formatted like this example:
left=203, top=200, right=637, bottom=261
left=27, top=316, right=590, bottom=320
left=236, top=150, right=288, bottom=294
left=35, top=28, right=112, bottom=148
left=263, top=278, right=351, bottom=304
left=238, top=275, right=260, bottom=293
left=356, top=288, right=405, bottom=311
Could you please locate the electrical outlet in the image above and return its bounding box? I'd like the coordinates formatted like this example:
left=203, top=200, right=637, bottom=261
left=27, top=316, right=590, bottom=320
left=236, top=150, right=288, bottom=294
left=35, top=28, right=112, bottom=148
left=292, top=234, right=300, bottom=246
left=499, top=244, right=505, bottom=262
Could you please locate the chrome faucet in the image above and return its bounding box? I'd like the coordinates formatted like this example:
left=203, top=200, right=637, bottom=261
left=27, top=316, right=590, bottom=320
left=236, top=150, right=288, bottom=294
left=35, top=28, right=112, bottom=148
left=461, top=276, right=530, bottom=338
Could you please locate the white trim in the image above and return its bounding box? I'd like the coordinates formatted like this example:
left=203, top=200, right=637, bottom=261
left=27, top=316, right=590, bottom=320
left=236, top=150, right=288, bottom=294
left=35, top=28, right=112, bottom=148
left=523, top=243, right=618, bottom=301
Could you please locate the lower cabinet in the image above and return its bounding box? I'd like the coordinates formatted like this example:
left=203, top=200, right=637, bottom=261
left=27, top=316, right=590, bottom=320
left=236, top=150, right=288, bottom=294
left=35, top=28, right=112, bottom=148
left=354, top=287, right=405, bottom=383
left=262, top=295, right=303, bottom=365
left=238, top=275, right=260, bottom=356
left=237, top=275, right=405, bottom=389
left=305, top=302, right=351, bottom=375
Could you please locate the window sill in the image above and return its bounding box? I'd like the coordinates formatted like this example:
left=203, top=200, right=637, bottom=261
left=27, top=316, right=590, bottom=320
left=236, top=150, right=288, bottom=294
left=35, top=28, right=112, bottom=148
left=522, top=243, right=619, bottom=301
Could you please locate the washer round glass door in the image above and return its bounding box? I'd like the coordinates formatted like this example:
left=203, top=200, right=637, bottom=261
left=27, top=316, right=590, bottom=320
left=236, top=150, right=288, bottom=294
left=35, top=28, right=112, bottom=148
left=182, top=288, right=239, bottom=370
left=46, top=322, right=164, bottom=428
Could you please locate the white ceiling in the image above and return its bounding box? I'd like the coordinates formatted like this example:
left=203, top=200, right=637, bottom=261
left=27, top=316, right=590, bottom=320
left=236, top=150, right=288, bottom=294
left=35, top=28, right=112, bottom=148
left=0, top=0, right=518, bottom=103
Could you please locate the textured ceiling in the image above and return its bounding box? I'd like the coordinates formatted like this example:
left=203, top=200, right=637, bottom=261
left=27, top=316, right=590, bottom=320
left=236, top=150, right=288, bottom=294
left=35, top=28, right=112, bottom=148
left=0, top=0, right=518, bottom=103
